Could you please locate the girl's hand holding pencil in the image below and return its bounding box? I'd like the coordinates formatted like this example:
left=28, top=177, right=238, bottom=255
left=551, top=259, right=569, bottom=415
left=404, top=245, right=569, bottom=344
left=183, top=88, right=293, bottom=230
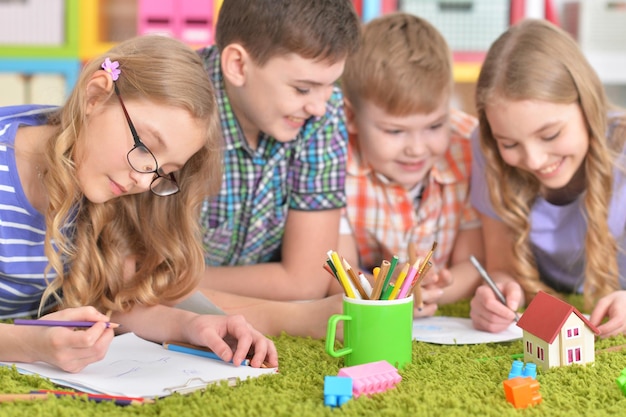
left=11, top=306, right=115, bottom=373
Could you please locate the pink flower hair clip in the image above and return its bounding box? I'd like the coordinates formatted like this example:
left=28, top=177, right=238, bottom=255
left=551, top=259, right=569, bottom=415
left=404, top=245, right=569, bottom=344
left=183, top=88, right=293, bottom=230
left=101, top=57, right=121, bottom=81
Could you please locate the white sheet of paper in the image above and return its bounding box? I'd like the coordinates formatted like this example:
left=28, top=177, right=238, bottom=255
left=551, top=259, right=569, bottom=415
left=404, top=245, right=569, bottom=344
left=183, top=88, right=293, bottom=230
left=412, top=316, right=523, bottom=345
left=0, top=333, right=277, bottom=398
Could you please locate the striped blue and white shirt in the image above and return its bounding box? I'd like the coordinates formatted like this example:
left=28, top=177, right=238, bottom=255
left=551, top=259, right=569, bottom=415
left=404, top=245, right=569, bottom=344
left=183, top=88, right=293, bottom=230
left=0, top=105, right=58, bottom=318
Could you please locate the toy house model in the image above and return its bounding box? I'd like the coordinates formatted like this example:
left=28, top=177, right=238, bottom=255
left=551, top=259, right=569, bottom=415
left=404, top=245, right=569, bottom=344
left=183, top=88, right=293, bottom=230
left=517, top=291, right=599, bottom=371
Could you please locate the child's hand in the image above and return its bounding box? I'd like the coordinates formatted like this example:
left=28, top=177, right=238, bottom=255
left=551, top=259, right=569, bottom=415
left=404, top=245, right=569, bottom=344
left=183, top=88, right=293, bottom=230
left=185, top=314, right=278, bottom=368
left=470, top=281, right=522, bottom=333
left=412, top=268, right=452, bottom=318
left=24, top=306, right=115, bottom=373
left=591, top=290, right=626, bottom=338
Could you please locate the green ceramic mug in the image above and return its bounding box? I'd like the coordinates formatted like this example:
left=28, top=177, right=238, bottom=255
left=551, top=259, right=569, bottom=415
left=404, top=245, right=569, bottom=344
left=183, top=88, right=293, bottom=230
left=325, top=295, right=413, bottom=369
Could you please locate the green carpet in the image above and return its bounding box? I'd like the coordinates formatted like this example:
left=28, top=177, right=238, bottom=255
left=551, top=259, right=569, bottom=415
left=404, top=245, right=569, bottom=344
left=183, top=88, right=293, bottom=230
left=2, top=296, right=626, bottom=416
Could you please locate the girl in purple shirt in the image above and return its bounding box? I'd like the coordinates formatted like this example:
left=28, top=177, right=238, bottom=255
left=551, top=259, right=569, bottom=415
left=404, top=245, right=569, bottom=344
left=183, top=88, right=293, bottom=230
left=469, top=19, right=626, bottom=337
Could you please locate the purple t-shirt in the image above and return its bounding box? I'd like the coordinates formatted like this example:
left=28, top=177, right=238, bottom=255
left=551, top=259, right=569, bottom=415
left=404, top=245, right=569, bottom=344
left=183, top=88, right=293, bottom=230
left=470, top=126, right=626, bottom=292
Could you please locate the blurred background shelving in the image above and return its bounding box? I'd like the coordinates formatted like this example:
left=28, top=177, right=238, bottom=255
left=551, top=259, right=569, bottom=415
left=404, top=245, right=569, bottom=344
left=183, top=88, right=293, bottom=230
left=0, top=0, right=625, bottom=116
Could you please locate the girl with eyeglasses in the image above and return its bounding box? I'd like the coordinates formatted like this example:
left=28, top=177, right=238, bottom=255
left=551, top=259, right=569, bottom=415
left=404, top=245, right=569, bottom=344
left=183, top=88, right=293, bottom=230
left=0, top=35, right=277, bottom=372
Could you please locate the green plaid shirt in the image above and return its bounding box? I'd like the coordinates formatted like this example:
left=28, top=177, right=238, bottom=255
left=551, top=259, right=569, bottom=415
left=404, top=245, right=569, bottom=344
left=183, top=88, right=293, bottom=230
left=198, top=46, right=347, bottom=265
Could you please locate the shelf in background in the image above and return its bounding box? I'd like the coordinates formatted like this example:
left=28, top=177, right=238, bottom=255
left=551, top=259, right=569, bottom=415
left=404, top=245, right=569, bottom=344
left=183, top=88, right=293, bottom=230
left=452, top=51, right=485, bottom=84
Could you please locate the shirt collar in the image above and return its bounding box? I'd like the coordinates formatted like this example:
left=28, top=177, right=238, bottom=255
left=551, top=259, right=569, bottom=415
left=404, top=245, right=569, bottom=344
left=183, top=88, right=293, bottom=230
left=206, top=47, right=254, bottom=154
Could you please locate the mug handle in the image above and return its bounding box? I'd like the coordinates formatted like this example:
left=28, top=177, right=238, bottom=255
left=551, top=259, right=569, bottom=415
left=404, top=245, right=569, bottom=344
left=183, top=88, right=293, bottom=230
left=325, top=314, right=352, bottom=358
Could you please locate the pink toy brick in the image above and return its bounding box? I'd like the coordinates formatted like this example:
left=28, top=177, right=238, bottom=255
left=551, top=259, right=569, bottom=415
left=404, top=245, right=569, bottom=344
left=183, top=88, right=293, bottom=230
left=179, top=0, right=214, bottom=44
left=338, top=360, right=401, bottom=397
left=138, top=0, right=177, bottom=38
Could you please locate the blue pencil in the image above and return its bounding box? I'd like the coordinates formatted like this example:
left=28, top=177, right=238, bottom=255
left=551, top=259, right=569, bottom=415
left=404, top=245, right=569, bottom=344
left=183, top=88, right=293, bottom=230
left=162, top=341, right=250, bottom=366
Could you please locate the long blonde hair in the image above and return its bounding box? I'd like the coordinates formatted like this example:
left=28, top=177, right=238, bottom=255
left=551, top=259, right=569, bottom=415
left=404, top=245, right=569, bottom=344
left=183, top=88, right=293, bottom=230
left=40, top=35, right=222, bottom=313
left=475, top=19, right=626, bottom=309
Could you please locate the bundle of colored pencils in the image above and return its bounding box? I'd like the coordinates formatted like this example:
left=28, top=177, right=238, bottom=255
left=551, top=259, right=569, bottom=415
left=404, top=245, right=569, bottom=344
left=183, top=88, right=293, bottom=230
left=324, top=242, right=437, bottom=303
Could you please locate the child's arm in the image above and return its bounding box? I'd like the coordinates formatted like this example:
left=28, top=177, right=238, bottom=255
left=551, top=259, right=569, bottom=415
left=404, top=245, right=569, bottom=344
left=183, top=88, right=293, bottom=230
left=0, top=306, right=114, bottom=373
left=201, top=208, right=345, bottom=300
left=336, top=213, right=363, bottom=282
left=111, top=304, right=278, bottom=369
left=200, top=288, right=343, bottom=339
left=436, top=226, right=483, bottom=304
left=469, top=214, right=524, bottom=332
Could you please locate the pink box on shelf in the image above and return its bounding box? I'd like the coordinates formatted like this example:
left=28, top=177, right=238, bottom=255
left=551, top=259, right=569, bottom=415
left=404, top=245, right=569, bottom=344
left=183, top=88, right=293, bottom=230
left=179, top=0, right=213, bottom=44
left=137, top=0, right=177, bottom=37
left=338, top=360, right=402, bottom=397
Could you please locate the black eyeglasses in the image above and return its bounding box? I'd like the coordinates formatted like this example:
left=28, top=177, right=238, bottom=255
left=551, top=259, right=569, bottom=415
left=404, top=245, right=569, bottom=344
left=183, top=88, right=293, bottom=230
left=114, top=85, right=179, bottom=196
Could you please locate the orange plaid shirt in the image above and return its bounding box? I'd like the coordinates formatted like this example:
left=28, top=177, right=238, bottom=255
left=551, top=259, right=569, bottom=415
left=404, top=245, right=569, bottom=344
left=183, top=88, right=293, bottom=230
left=343, top=109, right=480, bottom=271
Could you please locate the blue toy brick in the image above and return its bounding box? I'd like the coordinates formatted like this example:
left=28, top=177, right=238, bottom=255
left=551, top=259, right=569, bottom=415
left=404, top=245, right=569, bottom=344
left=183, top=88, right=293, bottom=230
left=508, top=360, right=524, bottom=379
left=522, top=362, right=537, bottom=379
left=324, top=376, right=353, bottom=407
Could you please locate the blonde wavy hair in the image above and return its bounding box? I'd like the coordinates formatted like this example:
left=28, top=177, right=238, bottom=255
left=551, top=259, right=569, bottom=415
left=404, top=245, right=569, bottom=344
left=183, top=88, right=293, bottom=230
left=39, top=35, right=222, bottom=314
left=341, top=12, right=452, bottom=116
left=475, top=19, right=626, bottom=310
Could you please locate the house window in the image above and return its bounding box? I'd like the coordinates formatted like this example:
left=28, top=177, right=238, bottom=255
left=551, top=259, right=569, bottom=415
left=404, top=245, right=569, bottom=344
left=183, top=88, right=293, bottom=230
left=566, top=327, right=581, bottom=338
left=526, top=341, right=533, bottom=354
left=566, top=347, right=582, bottom=364
left=536, top=346, right=544, bottom=361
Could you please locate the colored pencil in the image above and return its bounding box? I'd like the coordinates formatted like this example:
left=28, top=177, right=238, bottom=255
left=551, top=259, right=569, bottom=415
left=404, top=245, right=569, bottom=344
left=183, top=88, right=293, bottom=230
left=370, top=260, right=390, bottom=300
left=407, top=242, right=421, bottom=303
left=0, top=390, right=152, bottom=405
left=163, top=341, right=270, bottom=368
left=409, top=241, right=438, bottom=308
left=398, top=258, right=421, bottom=299
left=163, top=341, right=251, bottom=366
left=388, top=263, right=409, bottom=300
left=13, top=319, right=120, bottom=329
left=469, top=255, right=520, bottom=322
left=380, top=255, right=398, bottom=297
left=328, top=251, right=357, bottom=298
left=357, top=272, right=373, bottom=298
left=342, top=258, right=368, bottom=300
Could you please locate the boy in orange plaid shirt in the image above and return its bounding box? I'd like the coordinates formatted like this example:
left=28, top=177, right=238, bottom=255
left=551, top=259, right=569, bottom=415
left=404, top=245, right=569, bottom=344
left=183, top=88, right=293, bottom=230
left=338, top=13, right=483, bottom=316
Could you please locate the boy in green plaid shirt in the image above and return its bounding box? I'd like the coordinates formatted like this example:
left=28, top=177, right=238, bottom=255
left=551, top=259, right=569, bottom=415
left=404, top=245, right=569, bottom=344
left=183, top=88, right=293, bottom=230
left=196, top=1, right=360, bottom=307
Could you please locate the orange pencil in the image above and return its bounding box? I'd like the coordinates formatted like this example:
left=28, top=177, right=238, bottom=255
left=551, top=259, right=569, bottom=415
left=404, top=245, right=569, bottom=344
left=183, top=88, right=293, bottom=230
left=412, top=241, right=438, bottom=309
left=370, top=260, right=390, bottom=300
left=343, top=259, right=368, bottom=300
left=418, top=241, right=438, bottom=276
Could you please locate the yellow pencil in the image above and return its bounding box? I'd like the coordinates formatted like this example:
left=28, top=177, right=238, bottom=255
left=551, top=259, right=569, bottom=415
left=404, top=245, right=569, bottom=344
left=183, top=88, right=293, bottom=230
left=330, top=251, right=356, bottom=298
left=388, top=263, right=409, bottom=300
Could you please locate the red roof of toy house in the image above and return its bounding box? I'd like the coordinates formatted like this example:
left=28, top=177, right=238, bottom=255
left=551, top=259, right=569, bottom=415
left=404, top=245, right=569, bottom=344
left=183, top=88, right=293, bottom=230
left=517, top=291, right=600, bottom=344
